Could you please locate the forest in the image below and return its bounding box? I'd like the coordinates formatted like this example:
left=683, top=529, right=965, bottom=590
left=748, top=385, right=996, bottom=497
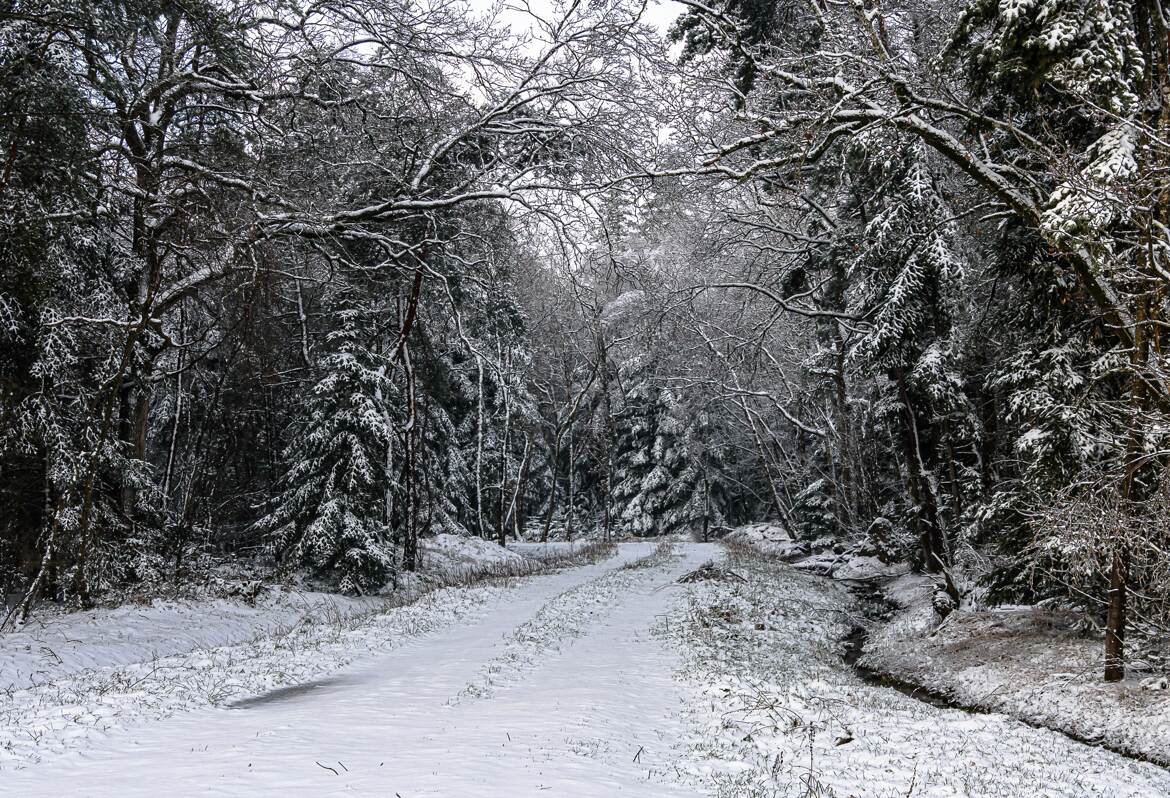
left=2, top=0, right=1169, bottom=709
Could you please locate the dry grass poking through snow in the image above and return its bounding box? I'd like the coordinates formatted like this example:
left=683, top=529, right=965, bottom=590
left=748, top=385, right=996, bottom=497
left=659, top=547, right=1170, bottom=798
left=0, top=539, right=616, bottom=768
left=861, top=575, right=1170, bottom=765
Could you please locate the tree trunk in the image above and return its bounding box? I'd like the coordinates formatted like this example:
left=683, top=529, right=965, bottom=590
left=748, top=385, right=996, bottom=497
left=897, top=377, right=947, bottom=573
left=1104, top=549, right=1128, bottom=682
left=1107, top=296, right=1152, bottom=680
left=501, top=435, right=531, bottom=545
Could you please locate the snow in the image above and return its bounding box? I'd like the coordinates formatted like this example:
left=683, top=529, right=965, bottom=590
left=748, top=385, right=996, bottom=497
left=662, top=547, right=1170, bottom=797
left=600, top=289, right=647, bottom=329
left=421, top=532, right=525, bottom=570
left=830, top=554, right=908, bottom=581
left=0, top=580, right=506, bottom=767
left=861, top=580, right=1170, bottom=764
left=1, top=542, right=711, bottom=795
left=0, top=589, right=387, bottom=695
left=508, top=540, right=592, bottom=560
left=0, top=534, right=552, bottom=696
left=723, top=522, right=805, bottom=558
left=3, top=542, right=1167, bottom=795
left=725, top=523, right=910, bottom=581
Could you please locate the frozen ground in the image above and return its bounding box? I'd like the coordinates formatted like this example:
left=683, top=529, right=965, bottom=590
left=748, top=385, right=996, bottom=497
left=861, top=572, right=1170, bottom=764
left=0, top=534, right=572, bottom=695
left=3, top=541, right=1168, bottom=796
left=0, top=589, right=387, bottom=695
left=1, top=541, right=709, bottom=795
left=664, top=550, right=1170, bottom=797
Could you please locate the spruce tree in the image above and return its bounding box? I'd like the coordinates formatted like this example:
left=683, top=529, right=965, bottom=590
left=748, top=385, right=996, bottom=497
left=611, top=356, right=664, bottom=536
left=258, top=314, right=398, bottom=594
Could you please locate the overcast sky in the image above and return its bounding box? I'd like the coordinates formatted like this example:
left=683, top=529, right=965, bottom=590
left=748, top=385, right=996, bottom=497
left=467, top=0, right=683, bottom=38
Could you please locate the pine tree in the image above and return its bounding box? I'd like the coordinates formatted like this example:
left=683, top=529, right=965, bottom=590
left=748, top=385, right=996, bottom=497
left=612, top=357, right=709, bottom=537
left=668, top=408, right=731, bottom=540
left=258, top=315, right=398, bottom=594
left=948, top=0, right=1169, bottom=680
left=838, top=139, right=975, bottom=575
left=611, top=356, right=664, bottom=536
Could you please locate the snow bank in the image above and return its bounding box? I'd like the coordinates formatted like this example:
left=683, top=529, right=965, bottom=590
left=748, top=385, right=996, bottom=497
left=723, top=522, right=805, bottom=558
left=0, top=589, right=385, bottom=694
left=831, top=554, right=909, bottom=581
left=508, top=540, right=590, bottom=561
left=661, top=548, right=1170, bottom=796
left=420, top=533, right=525, bottom=572
left=1, top=534, right=565, bottom=696
left=0, top=582, right=507, bottom=767
left=861, top=589, right=1170, bottom=764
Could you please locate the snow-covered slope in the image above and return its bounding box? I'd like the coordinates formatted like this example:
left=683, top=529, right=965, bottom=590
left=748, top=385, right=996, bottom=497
left=662, top=547, right=1170, bottom=797
left=861, top=573, right=1170, bottom=765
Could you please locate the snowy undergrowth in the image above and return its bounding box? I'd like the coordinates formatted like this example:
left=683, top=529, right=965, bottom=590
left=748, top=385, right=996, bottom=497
left=662, top=549, right=1170, bottom=797
left=0, top=582, right=502, bottom=767
left=455, top=540, right=676, bottom=702
left=508, top=540, right=594, bottom=561
left=0, top=588, right=386, bottom=694
left=0, top=538, right=616, bottom=768
left=730, top=525, right=1170, bottom=768
left=723, top=523, right=806, bottom=559
left=861, top=574, right=1170, bottom=765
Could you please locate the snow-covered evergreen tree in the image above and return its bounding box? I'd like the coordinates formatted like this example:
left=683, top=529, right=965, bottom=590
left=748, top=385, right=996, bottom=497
left=666, top=408, right=731, bottom=539
left=611, top=355, right=666, bottom=537
left=258, top=314, right=398, bottom=594
left=612, top=353, right=722, bottom=538
left=832, top=137, right=977, bottom=571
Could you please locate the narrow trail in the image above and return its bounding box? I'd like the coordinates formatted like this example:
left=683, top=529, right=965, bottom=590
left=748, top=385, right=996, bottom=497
left=5, top=543, right=717, bottom=797
left=7, top=542, right=1169, bottom=797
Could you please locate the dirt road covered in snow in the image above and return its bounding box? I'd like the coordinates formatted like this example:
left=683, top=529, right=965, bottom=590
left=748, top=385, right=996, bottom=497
left=5, top=542, right=1170, bottom=797
left=3, top=542, right=712, bottom=796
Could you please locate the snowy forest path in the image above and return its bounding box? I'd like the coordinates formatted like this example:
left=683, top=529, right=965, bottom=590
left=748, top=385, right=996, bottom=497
left=4, top=542, right=717, bottom=797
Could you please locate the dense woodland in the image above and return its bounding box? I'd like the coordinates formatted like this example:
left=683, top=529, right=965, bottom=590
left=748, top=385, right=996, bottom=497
left=1, top=0, right=1168, bottom=681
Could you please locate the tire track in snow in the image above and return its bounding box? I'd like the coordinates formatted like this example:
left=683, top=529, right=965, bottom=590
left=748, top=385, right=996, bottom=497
left=0, top=543, right=632, bottom=769
left=451, top=543, right=678, bottom=704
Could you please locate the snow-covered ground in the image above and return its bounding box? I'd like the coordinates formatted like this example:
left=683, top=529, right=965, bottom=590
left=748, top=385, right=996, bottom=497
left=506, top=540, right=593, bottom=561
left=1, top=541, right=708, bottom=795
left=3, top=540, right=1167, bottom=796
left=861, top=572, right=1170, bottom=764
left=716, top=522, right=1170, bottom=775
left=723, top=522, right=805, bottom=559
left=662, top=548, right=1170, bottom=797
left=0, top=534, right=578, bottom=696
left=0, top=589, right=387, bottom=695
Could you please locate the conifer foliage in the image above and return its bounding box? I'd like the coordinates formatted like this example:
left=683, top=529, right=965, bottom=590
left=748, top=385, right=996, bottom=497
left=4, top=0, right=1170, bottom=689
left=258, top=318, right=398, bottom=594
